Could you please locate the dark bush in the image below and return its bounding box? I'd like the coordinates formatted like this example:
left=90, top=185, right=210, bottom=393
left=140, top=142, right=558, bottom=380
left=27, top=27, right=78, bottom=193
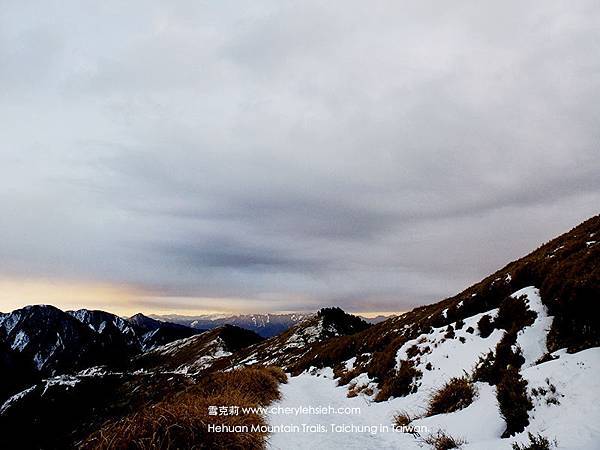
left=473, top=332, right=525, bottom=385
left=367, top=350, right=396, bottom=381
left=497, top=368, right=533, bottom=438
left=477, top=315, right=494, bottom=338
left=375, top=360, right=422, bottom=401
left=472, top=351, right=495, bottom=384
left=494, top=295, right=537, bottom=333
left=406, top=344, right=421, bottom=359
left=317, top=307, right=371, bottom=335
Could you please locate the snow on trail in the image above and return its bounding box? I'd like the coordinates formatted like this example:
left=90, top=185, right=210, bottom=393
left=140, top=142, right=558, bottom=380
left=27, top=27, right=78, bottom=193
left=512, top=287, right=553, bottom=367
left=268, top=348, right=600, bottom=450
left=267, top=370, right=420, bottom=450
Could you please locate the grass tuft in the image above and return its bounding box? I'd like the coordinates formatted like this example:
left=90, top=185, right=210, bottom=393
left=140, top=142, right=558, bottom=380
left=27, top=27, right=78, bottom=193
left=421, top=430, right=466, bottom=450
left=427, top=376, right=476, bottom=416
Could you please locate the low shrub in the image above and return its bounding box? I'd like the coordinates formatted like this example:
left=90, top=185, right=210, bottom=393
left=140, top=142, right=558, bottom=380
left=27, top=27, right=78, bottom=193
left=477, top=315, right=494, bottom=338
left=494, top=295, right=537, bottom=333
left=512, top=432, right=557, bottom=450
left=472, top=351, right=495, bottom=384
left=406, top=344, right=421, bottom=358
left=427, top=376, right=476, bottom=416
left=421, top=430, right=466, bottom=450
left=497, top=368, right=533, bottom=438
left=367, top=351, right=394, bottom=381
left=393, top=410, right=413, bottom=427
left=374, top=360, right=422, bottom=401
left=289, top=334, right=360, bottom=376
left=473, top=332, right=525, bottom=385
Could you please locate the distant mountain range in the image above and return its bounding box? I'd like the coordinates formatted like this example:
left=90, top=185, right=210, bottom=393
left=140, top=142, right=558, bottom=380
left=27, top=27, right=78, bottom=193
left=149, top=313, right=311, bottom=338
left=150, top=312, right=390, bottom=337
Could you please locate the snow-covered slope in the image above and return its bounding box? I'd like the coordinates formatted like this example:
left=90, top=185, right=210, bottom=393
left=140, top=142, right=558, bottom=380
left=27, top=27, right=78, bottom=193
left=266, top=287, right=599, bottom=450
left=232, top=308, right=371, bottom=368
left=133, top=325, right=263, bottom=373
left=268, top=348, right=600, bottom=450
left=68, top=309, right=141, bottom=351
left=0, top=305, right=122, bottom=375
left=127, top=313, right=203, bottom=350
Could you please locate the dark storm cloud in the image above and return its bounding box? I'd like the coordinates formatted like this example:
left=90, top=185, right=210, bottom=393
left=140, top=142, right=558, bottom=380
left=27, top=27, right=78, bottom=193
left=1, top=0, right=599, bottom=313
left=160, top=237, right=326, bottom=272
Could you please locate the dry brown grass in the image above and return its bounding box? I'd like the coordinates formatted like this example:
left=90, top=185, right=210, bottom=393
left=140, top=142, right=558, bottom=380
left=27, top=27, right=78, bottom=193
left=427, top=376, right=476, bottom=416
left=421, top=430, right=466, bottom=450
left=263, top=366, right=288, bottom=384
left=81, top=367, right=285, bottom=450
left=346, top=384, right=359, bottom=398
left=336, top=367, right=360, bottom=386
left=393, top=410, right=413, bottom=427
left=195, top=367, right=282, bottom=406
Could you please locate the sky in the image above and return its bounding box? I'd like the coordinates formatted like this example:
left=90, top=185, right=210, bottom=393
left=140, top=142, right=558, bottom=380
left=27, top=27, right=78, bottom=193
left=1, top=1, right=599, bottom=316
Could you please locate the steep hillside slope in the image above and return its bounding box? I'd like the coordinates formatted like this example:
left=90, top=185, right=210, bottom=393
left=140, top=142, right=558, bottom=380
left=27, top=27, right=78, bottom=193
left=0, top=306, right=204, bottom=405
left=68, top=309, right=141, bottom=352
left=127, top=313, right=204, bottom=350
left=274, top=215, right=599, bottom=388
left=230, top=307, right=371, bottom=369
left=0, top=305, right=129, bottom=377
left=134, top=325, right=263, bottom=373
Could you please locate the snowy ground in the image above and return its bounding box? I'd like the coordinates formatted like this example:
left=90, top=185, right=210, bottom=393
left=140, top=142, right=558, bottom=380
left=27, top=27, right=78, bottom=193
left=268, top=370, right=419, bottom=450
left=268, top=349, right=600, bottom=450
left=267, top=287, right=600, bottom=450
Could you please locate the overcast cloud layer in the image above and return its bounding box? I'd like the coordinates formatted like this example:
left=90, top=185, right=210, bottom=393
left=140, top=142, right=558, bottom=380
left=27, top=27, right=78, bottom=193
left=1, top=1, right=599, bottom=313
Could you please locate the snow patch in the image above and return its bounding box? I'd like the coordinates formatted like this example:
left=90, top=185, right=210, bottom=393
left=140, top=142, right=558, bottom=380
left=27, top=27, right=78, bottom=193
left=512, top=287, right=553, bottom=367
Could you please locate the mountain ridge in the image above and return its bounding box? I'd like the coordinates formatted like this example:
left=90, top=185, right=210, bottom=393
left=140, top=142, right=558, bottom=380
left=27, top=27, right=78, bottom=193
left=0, top=214, right=598, bottom=449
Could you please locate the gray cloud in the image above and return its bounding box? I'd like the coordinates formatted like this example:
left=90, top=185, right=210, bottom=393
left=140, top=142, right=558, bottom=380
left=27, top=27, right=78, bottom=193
left=0, top=0, right=599, bottom=313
